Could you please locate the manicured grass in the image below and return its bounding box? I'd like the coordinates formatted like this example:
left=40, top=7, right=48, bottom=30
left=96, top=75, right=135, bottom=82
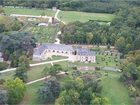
left=25, top=26, right=58, bottom=43
left=0, top=60, right=68, bottom=81
left=101, top=71, right=132, bottom=105
left=27, top=65, right=47, bottom=82
left=4, top=6, right=55, bottom=16
left=0, top=65, right=47, bottom=81
left=21, top=81, right=43, bottom=105
left=58, top=10, right=115, bottom=24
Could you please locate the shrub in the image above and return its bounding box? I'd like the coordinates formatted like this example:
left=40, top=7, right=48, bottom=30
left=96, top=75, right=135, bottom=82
left=95, top=67, right=100, bottom=70
left=0, top=79, right=5, bottom=85
left=0, top=62, right=8, bottom=71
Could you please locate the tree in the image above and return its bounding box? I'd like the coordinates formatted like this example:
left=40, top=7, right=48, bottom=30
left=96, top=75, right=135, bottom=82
left=11, top=19, right=23, bottom=31
left=4, top=78, right=26, bottom=105
left=133, top=37, right=140, bottom=50
left=14, top=55, right=29, bottom=82
left=86, top=32, right=93, bottom=44
left=0, top=62, right=8, bottom=71
left=115, top=37, right=126, bottom=53
left=14, top=65, right=28, bottom=82
left=91, top=97, right=110, bottom=105
left=0, top=32, right=36, bottom=66
left=18, top=55, right=30, bottom=69
left=0, top=24, right=6, bottom=33
left=55, top=89, right=80, bottom=105
left=127, top=63, right=138, bottom=80
left=0, top=90, right=8, bottom=105
left=38, top=76, right=60, bottom=104
left=43, top=64, right=63, bottom=76
left=0, top=7, right=4, bottom=14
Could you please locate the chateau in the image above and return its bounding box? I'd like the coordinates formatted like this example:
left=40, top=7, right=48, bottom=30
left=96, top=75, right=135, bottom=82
left=33, top=43, right=96, bottom=63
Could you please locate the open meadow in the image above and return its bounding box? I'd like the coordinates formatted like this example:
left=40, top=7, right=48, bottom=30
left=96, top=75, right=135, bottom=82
left=58, top=10, right=115, bottom=24
left=4, top=6, right=55, bottom=16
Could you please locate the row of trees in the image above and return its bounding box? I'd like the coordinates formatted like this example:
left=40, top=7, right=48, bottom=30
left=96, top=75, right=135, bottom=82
left=0, top=0, right=140, bottom=13
left=60, top=7, right=140, bottom=54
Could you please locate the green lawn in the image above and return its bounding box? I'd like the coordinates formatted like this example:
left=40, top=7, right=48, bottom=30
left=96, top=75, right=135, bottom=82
left=4, top=6, right=55, bottom=16
left=101, top=71, right=132, bottom=105
left=0, top=60, right=68, bottom=81
left=21, top=81, right=43, bottom=105
left=0, top=65, right=47, bottom=81
left=58, top=10, right=115, bottom=24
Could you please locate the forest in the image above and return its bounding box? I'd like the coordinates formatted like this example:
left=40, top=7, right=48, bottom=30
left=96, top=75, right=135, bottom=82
left=60, top=7, right=140, bottom=54
left=0, top=0, right=140, bottom=13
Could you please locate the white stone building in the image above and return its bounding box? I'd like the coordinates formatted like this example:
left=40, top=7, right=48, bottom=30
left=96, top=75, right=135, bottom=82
left=33, top=44, right=96, bottom=63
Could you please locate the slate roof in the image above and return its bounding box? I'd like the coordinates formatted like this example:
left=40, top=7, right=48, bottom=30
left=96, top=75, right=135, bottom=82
left=33, top=43, right=96, bottom=56
left=76, top=48, right=96, bottom=56
left=34, top=43, right=73, bottom=56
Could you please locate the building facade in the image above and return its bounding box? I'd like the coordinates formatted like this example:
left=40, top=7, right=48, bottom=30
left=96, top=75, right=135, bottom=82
left=33, top=43, right=96, bottom=63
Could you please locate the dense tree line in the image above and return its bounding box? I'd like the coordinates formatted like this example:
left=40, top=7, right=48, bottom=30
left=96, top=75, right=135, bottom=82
left=120, top=50, right=140, bottom=104
left=0, top=0, right=140, bottom=13
left=60, top=7, right=140, bottom=54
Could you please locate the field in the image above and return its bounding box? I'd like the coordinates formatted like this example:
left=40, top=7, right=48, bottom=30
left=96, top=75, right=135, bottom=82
left=0, top=65, right=47, bottom=81
left=4, top=7, right=115, bottom=24
left=0, top=56, right=67, bottom=81
left=58, top=10, right=115, bottom=24
left=101, top=71, right=132, bottom=105
left=21, top=81, right=43, bottom=105
left=4, top=6, right=55, bottom=16
left=24, top=26, right=59, bottom=43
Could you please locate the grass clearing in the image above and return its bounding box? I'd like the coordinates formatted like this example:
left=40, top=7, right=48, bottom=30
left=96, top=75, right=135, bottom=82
left=101, top=71, right=132, bottom=105
left=4, top=6, right=55, bottom=16
left=58, top=10, right=115, bottom=24
left=0, top=65, right=46, bottom=81
left=21, top=81, right=43, bottom=105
